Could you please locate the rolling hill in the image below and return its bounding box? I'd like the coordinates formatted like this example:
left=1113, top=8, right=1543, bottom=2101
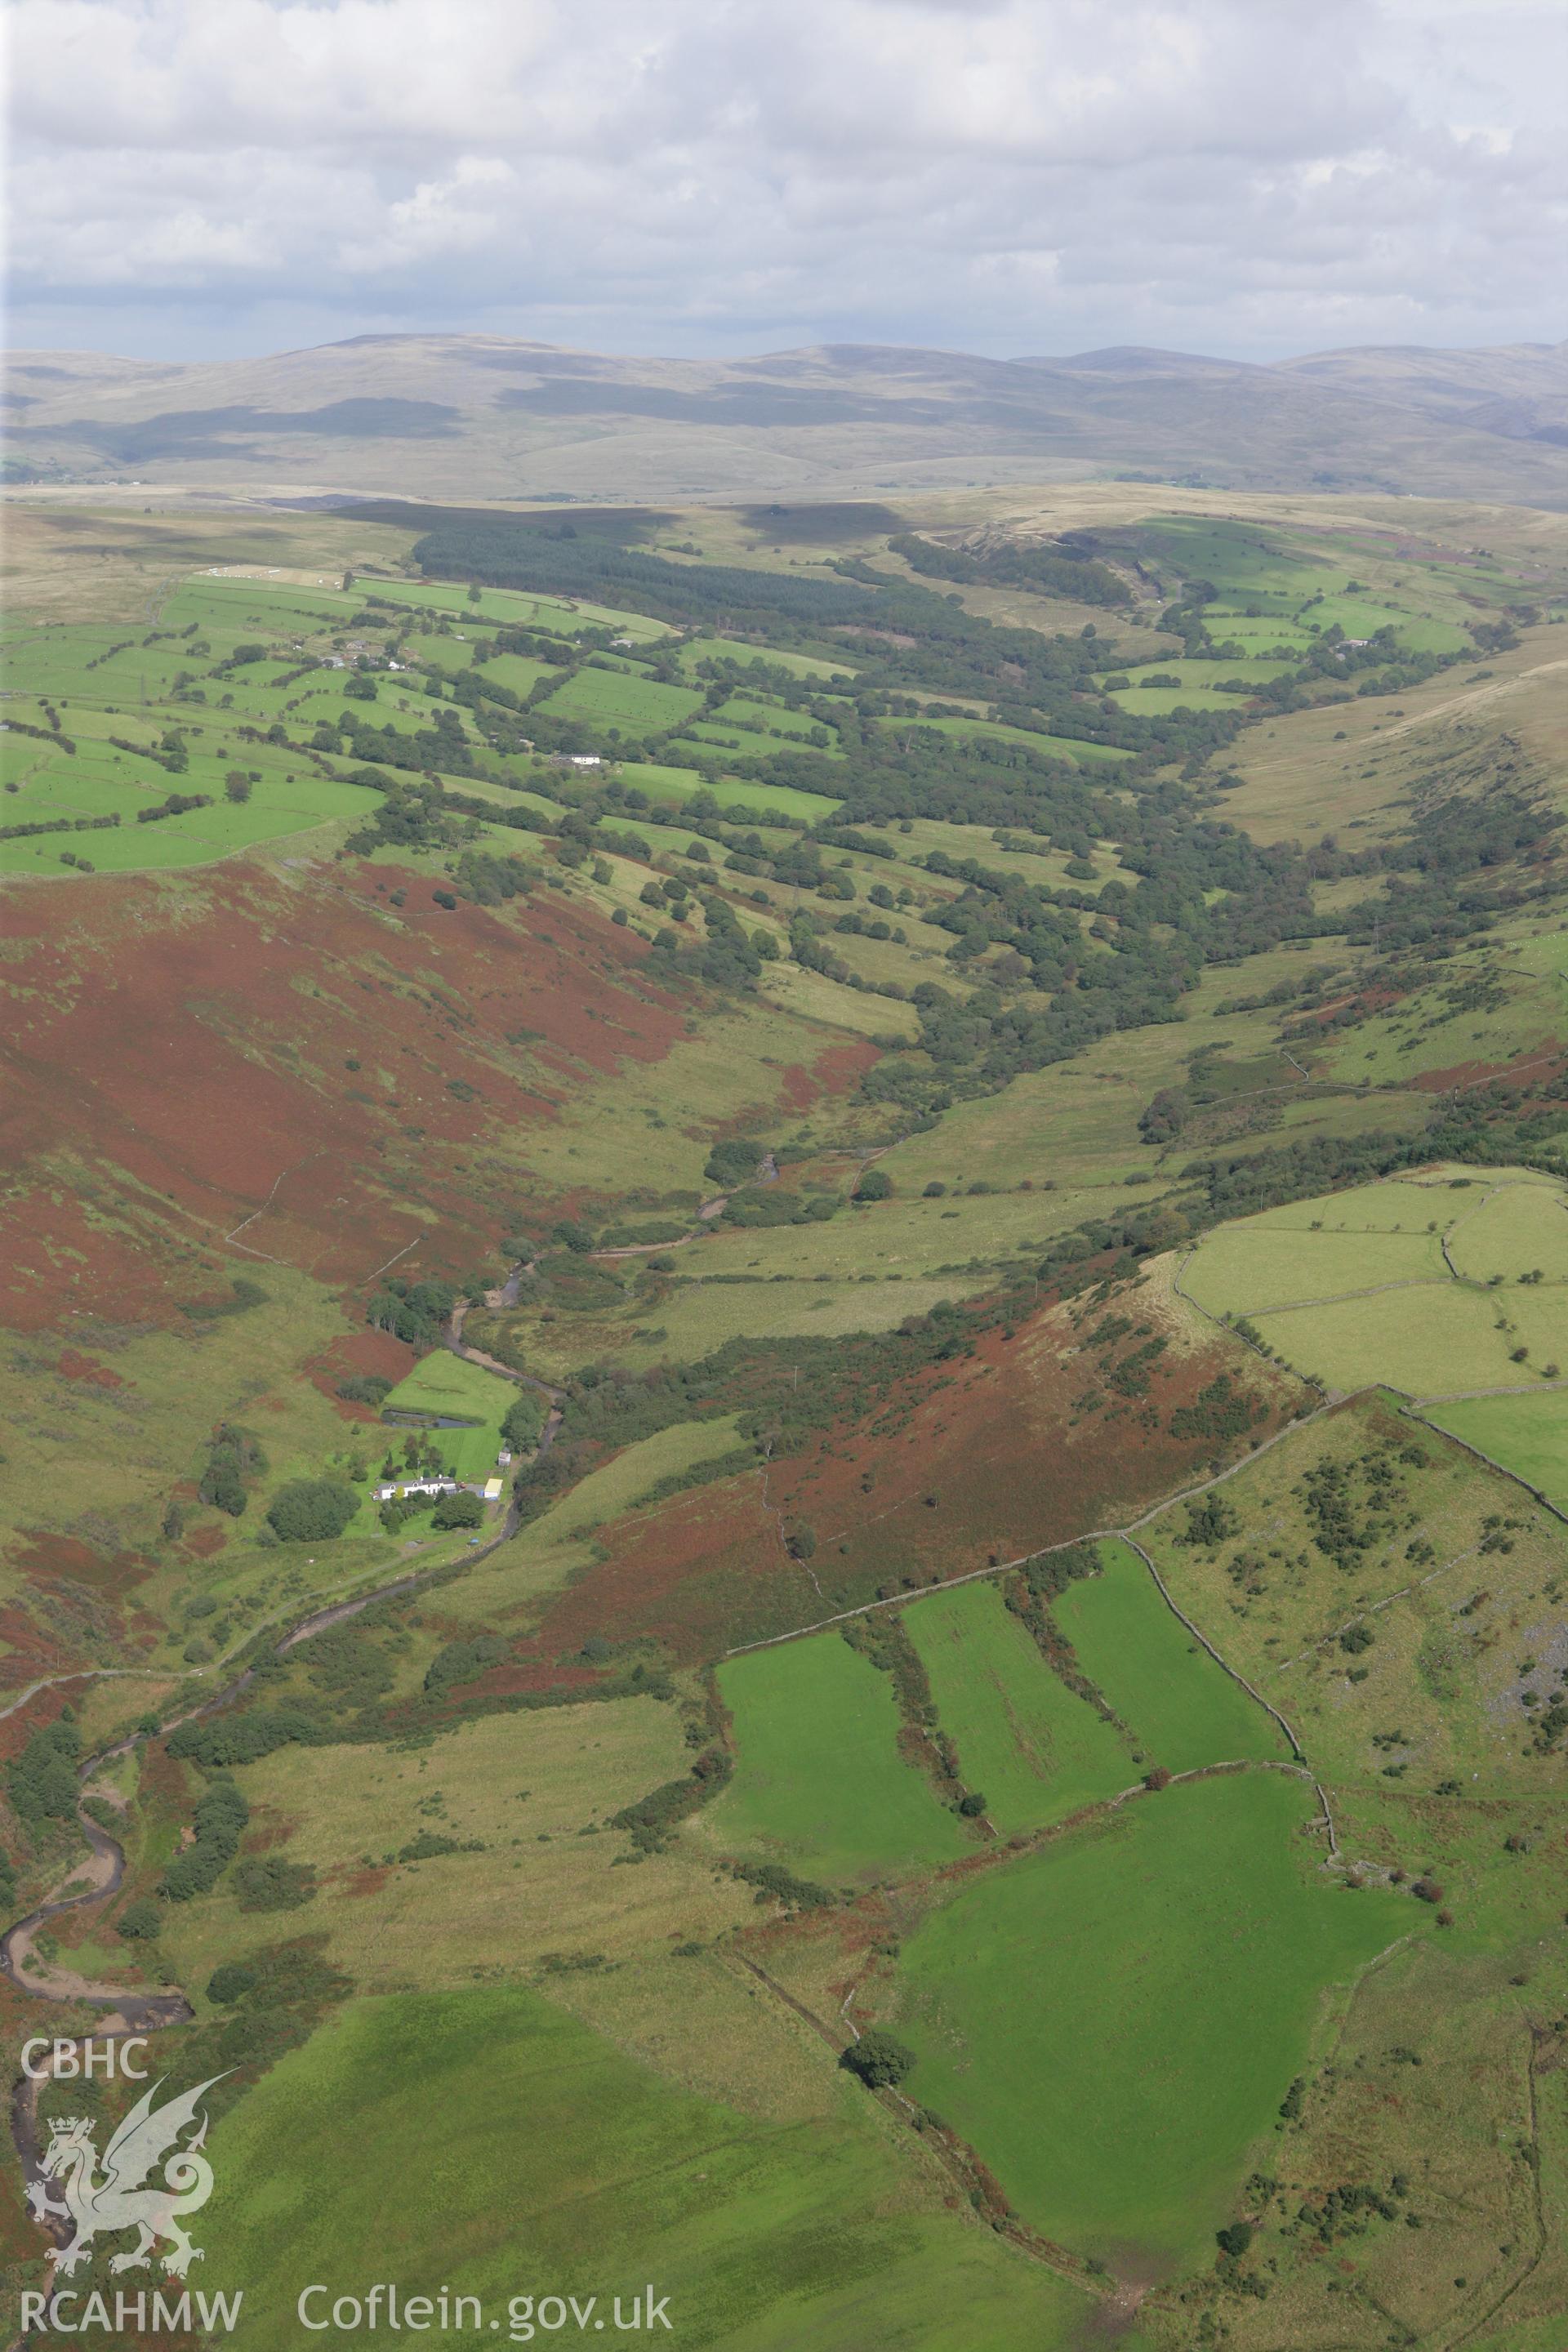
left=7, top=331, right=1568, bottom=506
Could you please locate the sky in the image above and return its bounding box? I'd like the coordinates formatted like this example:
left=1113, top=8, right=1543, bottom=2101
left=6, top=0, right=1566, bottom=366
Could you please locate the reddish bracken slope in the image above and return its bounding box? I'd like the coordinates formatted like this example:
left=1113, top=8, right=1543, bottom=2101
left=0, top=860, right=688, bottom=1324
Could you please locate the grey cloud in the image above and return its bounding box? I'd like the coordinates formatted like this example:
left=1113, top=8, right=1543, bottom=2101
left=6, top=0, right=1564, bottom=362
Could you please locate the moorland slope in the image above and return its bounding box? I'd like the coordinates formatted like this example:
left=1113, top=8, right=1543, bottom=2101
left=9, top=332, right=1568, bottom=504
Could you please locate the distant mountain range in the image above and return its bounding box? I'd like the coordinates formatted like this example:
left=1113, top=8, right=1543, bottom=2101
left=6, top=332, right=1568, bottom=505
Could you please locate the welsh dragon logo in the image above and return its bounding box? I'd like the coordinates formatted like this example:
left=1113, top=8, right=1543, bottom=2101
left=28, top=2074, right=227, bottom=2278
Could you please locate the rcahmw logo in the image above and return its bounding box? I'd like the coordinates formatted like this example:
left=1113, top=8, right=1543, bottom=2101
left=23, top=2067, right=239, bottom=2324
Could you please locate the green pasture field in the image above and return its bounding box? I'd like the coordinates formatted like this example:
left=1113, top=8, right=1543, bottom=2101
left=679, top=716, right=832, bottom=764
left=710, top=1634, right=972, bottom=1885
left=892, top=813, right=1139, bottom=892
left=1132, top=517, right=1335, bottom=596
left=688, top=1182, right=1143, bottom=1285
left=2, top=624, right=168, bottom=693
left=906, top=1580, right=1133, bottom=1832
left=1054, top=1540, right=1287, bottom=1771
left=476, top=649, right=554, bottom=697
left=602, top=1272, right=972, bottom=1371
left=157, top=579, right=354, bottom=643
left=871, top=712, right=1135, bottom=766
left=297, top=678, right=486, bottom=743
left=1421, top=1389, right=1568, bottom=1508
left=1180, top=1221, right=1447, bottom=1315
left=1253, top=1281, right=1568, bottom=1398
left=444, top=772, right=565, bottom=822
left=539, top=666, right=705, bottom=739
left=1181, top=1173, right=1568, bottom=1393
left=525, top=1415, right=746, bottom=1543
left=1445, top=1177, right=1568, bottom=1281
left=198, top=1986, right=1101, bottom=2352
left=1136, top=523, right=1468, bottom=653
left=1242, top=1284, right=1461, bottom=1398
left=4, top=639, right=212, bottom=703
left=7, top=743, right=176, bottom=814
left=1205, top=621, right=1315, bottom=652
left=675, top=635, right=857, bottom=682
left=348, top=574, right=670, bottom=639
left=378, top=1351, right=515, bottom=1481
left=1209, top=1175, right=1473, bottom=1233
left=894, top=1772, right=1410, bottom=2273
left=413, top=633, right=481, bottom=673
left=1306, top=594, right=1470, bottom=653
left=710, top=693, right=839, bottom=743
left=612, top=758, right=840, bottom=821
left=3, top=775, right=372, bottom=875
left=1103, top=683, right=1241, bottom=714
left=1101, top=657, right=1296, bottom=689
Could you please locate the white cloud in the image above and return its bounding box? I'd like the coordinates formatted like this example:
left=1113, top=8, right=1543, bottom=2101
left=5, top=0, right=1565, bottom=360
